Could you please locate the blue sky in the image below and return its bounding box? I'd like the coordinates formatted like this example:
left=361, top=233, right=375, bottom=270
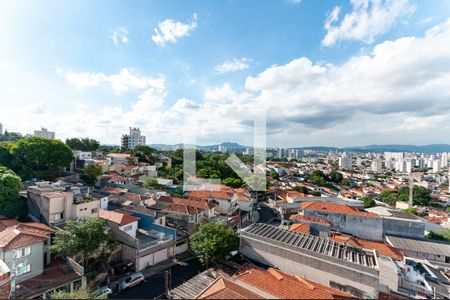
left=1, top=0, right=450, bottom=147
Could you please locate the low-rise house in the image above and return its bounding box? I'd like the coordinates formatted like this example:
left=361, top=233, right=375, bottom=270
left=99, top=209, right=177, bottom=271
left=0, top=218, right=85, bottom=298
left=106, top=153, right=135, bottom=165
left=301, top=202, right=384, bottom=241
left=0, top=259, right=11, bottom=298
left=385, top=235, right=450, bottom=266
left=27, top=182, right=100, bottom=226
left=189, top=190, right=238, bottom=215
left=289, top=214, right=332, bottom=236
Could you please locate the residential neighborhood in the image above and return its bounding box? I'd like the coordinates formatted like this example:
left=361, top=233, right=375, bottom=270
left=2, top=0, right=450, bottom=299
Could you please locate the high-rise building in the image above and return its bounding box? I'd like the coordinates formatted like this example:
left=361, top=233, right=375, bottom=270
left=0, top=123, right=3, bottom=135
left=441, top=153, right=448, bottom=168
left=338, top=154, right=352, bottom=170
left=33, top=127, right=55, bottom=139
left=433, top=160, right=441, bottom=173
left=121, top=127, right=146, bottom=149
left=371, top=159, right=383, bottom=173
left=356, top=157, right=362, bottom=166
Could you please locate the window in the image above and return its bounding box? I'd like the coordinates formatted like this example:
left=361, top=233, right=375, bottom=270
left=15, top=247, right=31, bottom=258
left=91, top=208, right=98, bottom=214
left=16, top=263, right=31, bottom=275
left=122, top=225, right=132, bottom=232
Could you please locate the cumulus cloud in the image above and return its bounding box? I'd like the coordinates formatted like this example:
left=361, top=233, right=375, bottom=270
left=57, top=68, right=165, bottom=95
left=214, top=58, right=251, bottom=74
left=151, top=13, right=198, bottom=46
left=247, top=17, right=450, bottom=134
left=322, top=0, right=415, bottom=46
left=111, top=26, right=129, bottom=46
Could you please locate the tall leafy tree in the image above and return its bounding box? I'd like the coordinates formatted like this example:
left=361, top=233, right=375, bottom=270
left=190, top=223, right=238, bottom=267
left=0, top=166, right=25, bottom=218
left=0, top=142, right=15, bottom=169
left=50, top=218, right=114, bottom=268
left=361, top=196, right=376, bottom=208
left=11, top=137, right=74, bottom=180
left=66, top=137, right=100, bottom=151
left=51, top=288, right=94, bottom=299
left=82, top=163, right=103, bottom=184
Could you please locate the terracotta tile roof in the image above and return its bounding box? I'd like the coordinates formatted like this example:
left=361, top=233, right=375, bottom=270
left=290, top=223, right=310, bottom=235
left=189, top=190, right=234, bottom=201
left=158, top=195, right=174, bottom=203
left=108, top=175, right=128, bottom=182
left=99, top=209, right=139, bottom=225
left=107, top=153, right=131, bottom=158
left=103, top=187, right=125, bottom=194
left=42, top=192, right=72, bottom=199
left=197, top=277, right=263, bottom=299
left=289, top=214, right=332, bottom=225
left=173, top=198, right=215, bottom=210
left=329, top=233, right=403, bottom=261
left=234, top=264, right=355, bottom=299
left=0, top=222, right=54, bottom=251
left=287, top=191, right=306, bottom=198
left=301, top=202, right=379, bottom=218
left=125, top=192, right=142, bottom=201
left=0, top=216, right=19, bottom=232
left=162, top=204, right=203, bottom=216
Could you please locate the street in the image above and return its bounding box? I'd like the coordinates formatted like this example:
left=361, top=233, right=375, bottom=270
left=111, top=259, right=204, bottom=299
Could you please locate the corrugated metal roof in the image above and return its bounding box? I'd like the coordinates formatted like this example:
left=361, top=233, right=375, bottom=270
left=386, top=235, right=450, bottom=256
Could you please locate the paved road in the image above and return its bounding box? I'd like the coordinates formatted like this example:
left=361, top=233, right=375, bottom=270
left=111, top=259, right=204, bottom=299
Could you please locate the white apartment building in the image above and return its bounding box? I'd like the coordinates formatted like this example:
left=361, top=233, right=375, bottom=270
left=371, top=159, right=383, bottom=173
left=33, top=127, right=55, bottom=139
left=433, top=160, right=441, bottom=173
left=121, top=127, right=146, bottom=149
left=338, top=154, right=352, bottom=170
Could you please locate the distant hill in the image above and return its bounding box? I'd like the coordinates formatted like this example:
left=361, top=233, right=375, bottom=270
left=149, top=142, right=450, bottom=153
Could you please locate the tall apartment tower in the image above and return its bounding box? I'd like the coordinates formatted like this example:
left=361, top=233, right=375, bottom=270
left=339, top=153, right=352, bottom=170
left=0, top=123, right=3, bottom=135
left=121, top=127, right=146, bottom=149
left=408, top=177, right=413, bottom=209
left=33, top=127, right=55, bottom=139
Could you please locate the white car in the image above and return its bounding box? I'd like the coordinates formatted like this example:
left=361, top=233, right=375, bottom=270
left=119, top=272, right=144, bottom=290
left=94, top=286, right=112, bottom=299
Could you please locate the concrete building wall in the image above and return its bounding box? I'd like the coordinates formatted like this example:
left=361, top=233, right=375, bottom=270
left=239, top=234, right=379, bottom=299
left=304, top=210, right=383, bottom=241
left=382, top=218, right=425, bottom=239
left=74, top=200, right=100, bottom=219
left=2, top=242, right=44, bottom=283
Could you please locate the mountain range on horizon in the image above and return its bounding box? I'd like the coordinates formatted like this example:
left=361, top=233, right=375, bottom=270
left=148, top=142, right=450, bottom=153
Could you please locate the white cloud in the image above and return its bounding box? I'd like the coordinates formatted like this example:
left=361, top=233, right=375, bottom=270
left=151, top=13, right=198, bottom=46
left=57, top=68, right=165, bottom=95
left=322, top=0, right=415, bottom=46
left=214, top=58, right=251, bottom=74
left=244, top=17, right=450, bottom=141
left=111, top=26, right=129, bottom=46
left=288, top=0, right=301, bottom=4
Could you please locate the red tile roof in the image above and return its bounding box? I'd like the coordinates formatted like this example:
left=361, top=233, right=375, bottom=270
left=103, top=187, right=125, bottom=194
left=289, top=214, right=332, bottom=225
left=301, top=202, right=379, bottom=218
left=234, top=264, right=355, bottom=299
left=0, top=222, right=54, bottom=251
left=99, top=209, right=139, bottom=225
left=329, top=233, right=403, bottom=261
left=289, top=223, right=310, bottom=235
left=197, top=277, right=263, bottom=299
left=161, top=204, right=203, bottom=216
left=189, top=190, right=234, bottom=201
left=173, top=198, right=215, bottom=210
left=107, top=153, right=131, bottom=158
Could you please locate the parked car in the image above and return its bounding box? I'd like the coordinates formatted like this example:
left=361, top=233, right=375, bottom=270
left=256, top=204, right=262, bottom=211
left=119, top=272, right=145, bottom=290
left=94, top=286, right=112, bottom=299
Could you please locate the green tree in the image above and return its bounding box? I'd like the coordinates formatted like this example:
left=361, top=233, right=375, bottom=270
left=0, top=166, right=26, bottom=218
left=130, top=145, right=157, bottom=163
left=293, top=186, right=309, bottom=194
left=50, top=218, right=114, bottom=268
left=143, top=177, right=160, bottom=189
left=0, top=142, right=15, bottom=169
left=362, top=196, right=376, bottom=208
left=427, top=229, right=450, bottom=242
left=270, top=171, right=280, bottom=180
left=190, top=223, right=239, bottom=267
left=51, top=288, right=94, bottom=299
left=402, top=208, right=418, bottom=215
left=82, top=164, right=103, bottom=184
left=328, top=170, right=343, bottom=183
left=11, top=137, right=74, bottom=180
left=222, top=177, right=245, bottom=188
left=380, top=186, right=431, bottom=206
left=65, top=138, right=100, bottom=151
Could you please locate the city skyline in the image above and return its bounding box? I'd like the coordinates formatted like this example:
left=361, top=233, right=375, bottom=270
left=1, top=0, right=450, bottom=147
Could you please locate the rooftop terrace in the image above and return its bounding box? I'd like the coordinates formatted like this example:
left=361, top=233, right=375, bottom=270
left=242, top=223, right=378, bottom=268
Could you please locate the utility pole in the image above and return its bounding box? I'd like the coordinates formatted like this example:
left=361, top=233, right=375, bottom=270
left=408, top=176, right=413, bottom=209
